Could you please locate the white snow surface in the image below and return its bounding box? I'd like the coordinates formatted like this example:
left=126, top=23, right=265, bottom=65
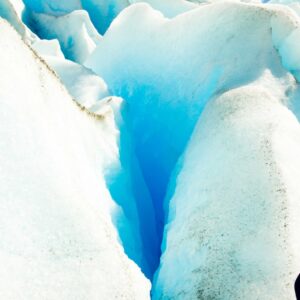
left=154, top=75, right=300, bottom=299
left=0, top=19, right=150, bottom=299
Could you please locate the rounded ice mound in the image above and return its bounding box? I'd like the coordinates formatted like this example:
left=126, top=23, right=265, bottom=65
left=154, top=82, right=300, bottom=299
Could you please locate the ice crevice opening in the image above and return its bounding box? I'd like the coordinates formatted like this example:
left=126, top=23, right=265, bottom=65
left=84, top=1, right=300, bottom=280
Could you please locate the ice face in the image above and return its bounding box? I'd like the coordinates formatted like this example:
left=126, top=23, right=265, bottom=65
left=0, top=0, right=25, bottom=35
left=85, top=2, right=298, bottom=263
left=0, top=18, right=150, bottom=299
left=153, top=77, right=300, bottom=299
left=24, top=9, right=101, bottom=63
left=22, top=0, right=81, bottom=15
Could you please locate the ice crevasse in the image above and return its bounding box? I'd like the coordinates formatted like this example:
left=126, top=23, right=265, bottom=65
left=1, top=0, right=300, bottom=299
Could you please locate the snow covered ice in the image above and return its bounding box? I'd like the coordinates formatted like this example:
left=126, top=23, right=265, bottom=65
left=1, top=0, right=300, bottom=299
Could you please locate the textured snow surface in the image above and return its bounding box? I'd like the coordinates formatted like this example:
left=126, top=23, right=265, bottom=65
left=0, top=19, right=150, bottom=299
left=153, top=77, right=300, bottom=299
left=1, top=0, right=300, bottom=298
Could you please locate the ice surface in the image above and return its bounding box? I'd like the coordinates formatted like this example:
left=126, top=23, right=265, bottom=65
left=0, top=18, right=150, bottom=299
left=22, top=0, right=81, bottom=15
left=40, top=55, right=110, bottom=106
left=0, top=0, right=25, bottom=35
left=1, top=0, right=300, bottom=297
left=153, top=75, right=300, bottom=299
left=85, top=2, right=299, bottom=252
left=130, top=0, right=197, bottom=17
left=81, top=0, right=129, bottom=34
left=24, top=9, right=101, bottom=63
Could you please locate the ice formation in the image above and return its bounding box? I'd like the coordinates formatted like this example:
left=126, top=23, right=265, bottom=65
left=1, top=0, right=300, bottom=299
left=153, top=78, right=300, bottom=299
left=0, top=18, right=150, bottom=298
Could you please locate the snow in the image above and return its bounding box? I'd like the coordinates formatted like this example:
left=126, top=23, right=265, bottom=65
left=153, top=74, right=300, bottom=299
left=0, top=18, right=150, bottom=299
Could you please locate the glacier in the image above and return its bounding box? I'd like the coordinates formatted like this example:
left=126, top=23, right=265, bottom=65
left=1, top=0, right=300, bottom=299
left=0, top=18, right=150, bottom=298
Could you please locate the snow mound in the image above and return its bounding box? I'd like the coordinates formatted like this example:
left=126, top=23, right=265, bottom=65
left=153, top=77, right=300, bottom=299
left=0, top=18, right=150, bottom=299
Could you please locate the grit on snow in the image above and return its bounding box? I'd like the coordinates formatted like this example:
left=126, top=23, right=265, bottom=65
left=1, top=0, right=300, bottom=299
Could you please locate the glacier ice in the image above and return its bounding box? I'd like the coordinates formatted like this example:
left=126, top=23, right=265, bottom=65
left=153, top=76, right=300, bottom=299
left=24, top=9, right=101, bottom=63
left=85, top=1, right=300, bottom=251
left=129, top=0, right=198, bottom=17
left=0, top=0, right=25, bottom=35
left=1, top=0, right=300, bottom=298
left=0, top=18, right=151, bottom=299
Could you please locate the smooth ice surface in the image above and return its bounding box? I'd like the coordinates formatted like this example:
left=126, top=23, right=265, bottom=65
left=0, top=0, right=25, bottom=35
left=154, top=76, right=300, bottom=299
left=22, top=0, right=81, bottom=15
left=0, top=19, right=150, bottom=299
left=130, top=0, right=197, bottom=17
left=81, top=0, right=129, bottom=34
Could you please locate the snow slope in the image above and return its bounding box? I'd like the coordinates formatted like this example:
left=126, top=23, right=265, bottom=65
left=153, top=77, right=300, bottom=299
left=0, top=19, right=150, bottom=299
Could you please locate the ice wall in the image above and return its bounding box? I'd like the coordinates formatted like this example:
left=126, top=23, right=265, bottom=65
left=0, top=18, right=150, bottom=299
left=154, top=79, right=300, bottom=299
left=85, top=2, right=296, bottom=249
